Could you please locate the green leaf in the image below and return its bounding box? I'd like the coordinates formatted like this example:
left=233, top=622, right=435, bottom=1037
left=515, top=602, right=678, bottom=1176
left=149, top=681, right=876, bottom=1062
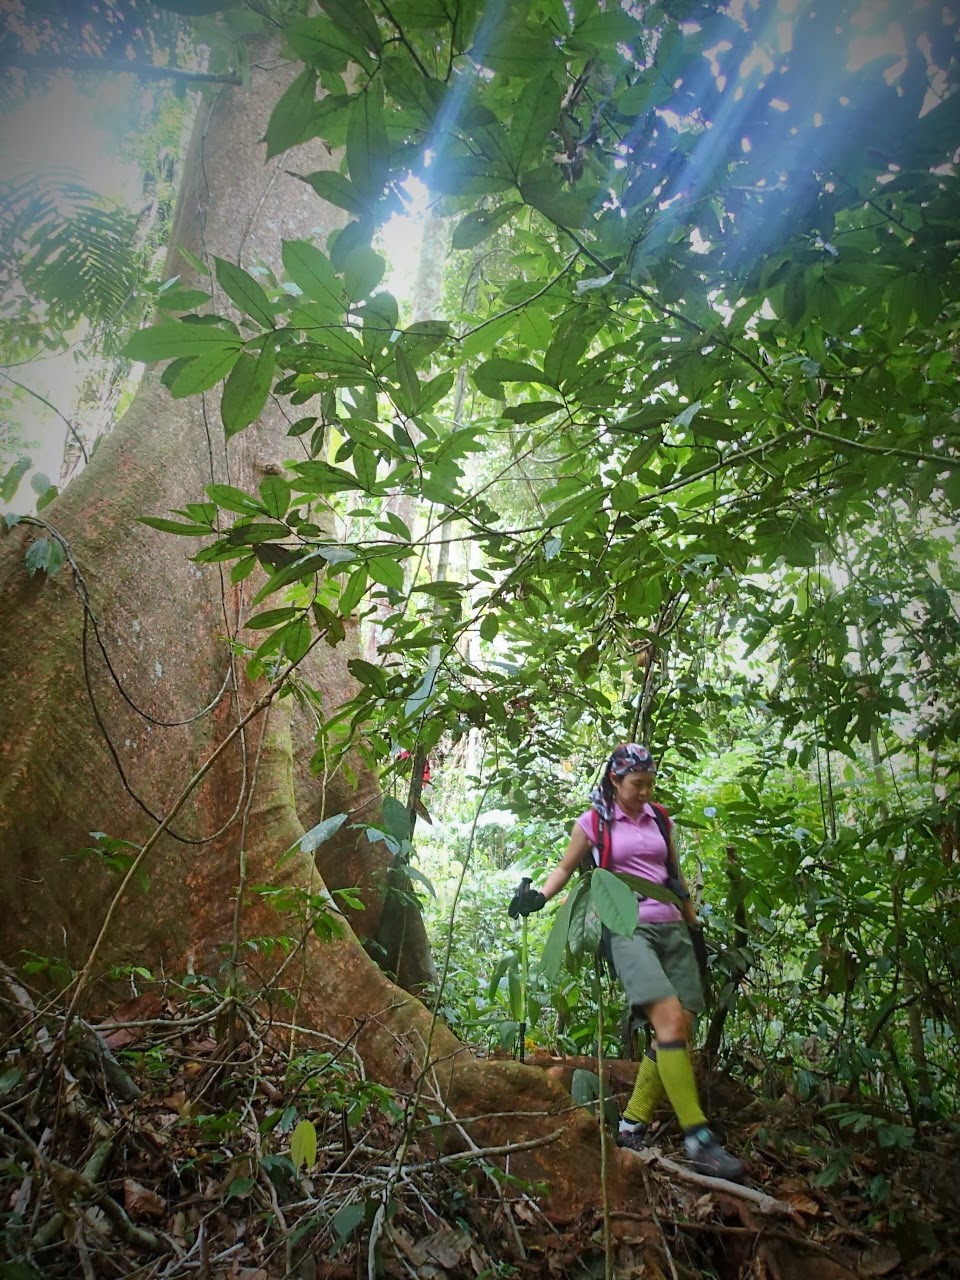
left=231, top=555, right=256, bottom=583
left=590, top=868, right=639, bottom=937
left=572, top=10, right=642, bottom=46
left=317, top=0, right=383, bottom=52
left=290, top=1118, right=318, bottom=1169
left=282, top=616, right=313, bottom=662
left=124, top=322, right=241, bottom=362
left=568, top=894, right=602, bottom=956
left=343, top=245, right=385, bottom=300
left=543, top=323, right=589, bottom=388
left=139, top=516, right=214, bottom=536
left=615, top=872, right=680, bottom=907
left=24, top=537, right=63, bottom=577
left=225, top=1175, right=255, bottom=1200
left=389, top=0, right=452, bottom=28
left=539, top=879, right=585, bottom=981
left=347, top=81, right=390, bottom=200
left=479, top=613, right=499, bottom=642
left=156, top=285, right=211, bottom=312
left=259, top=476, right=291, bottom=520
left=252, top=551, right=335, bottom=603
left=394, top=345, right=421, bottom=414
left=349, top=443, right=375, bottom=490
left=339, top=567, right=368, bottom=614
left=367, top=554, right=405, bottom=590
left=205, top=483, right=266, bottom=516
left=167, top=346, right=239, bottom=398
left=382, top=795, right=412, bottom=844
left=478, top=31, right=562, bottom=76
left=473, top=357, right=556, bottom=397
left=221, top=345, right=275, bottom=437
left=214, top=258, right=275, bottom=328
left=1, top=457, right=30, bottom=502
left=332, top=1201, right=365, bottom=1243
left=451, top=202, right=523, bottom=250
left=286, top=18, right=368, bottom=72
left=299, top=169, right=366, bottom=215
left=426, top=154, right=515, bottom=198
left=265, top=68, right=319, bottom=159
left=509, top=74, right=562, bottom=169
left=300, top=812, right=349, bottom=853
left=348, top=657, right=391, bottom=695
left=282, top=240, right=346, bottom=315
left=0, top=1067, right=22, bottom=1095
left=246, top=607, right=298, bottom=629
left=519, top=166, right=599, bottom=227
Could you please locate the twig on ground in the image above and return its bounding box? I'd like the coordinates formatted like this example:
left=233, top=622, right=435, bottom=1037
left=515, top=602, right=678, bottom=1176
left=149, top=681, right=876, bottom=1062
left=633, top=1147, right=794, bottom=1214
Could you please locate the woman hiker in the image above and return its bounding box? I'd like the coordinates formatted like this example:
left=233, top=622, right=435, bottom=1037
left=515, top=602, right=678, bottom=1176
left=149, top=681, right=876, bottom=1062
left=508, top=743, right=745, bottom=1181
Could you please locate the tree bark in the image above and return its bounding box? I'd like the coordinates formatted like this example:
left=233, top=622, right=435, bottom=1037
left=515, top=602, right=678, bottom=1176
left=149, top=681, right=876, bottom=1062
left=0, top=41, right=647, bottom=1218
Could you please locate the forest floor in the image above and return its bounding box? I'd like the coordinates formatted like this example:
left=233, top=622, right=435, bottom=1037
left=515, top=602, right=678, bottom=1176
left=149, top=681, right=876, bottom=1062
left=1, top=976, right=959, bottom=1280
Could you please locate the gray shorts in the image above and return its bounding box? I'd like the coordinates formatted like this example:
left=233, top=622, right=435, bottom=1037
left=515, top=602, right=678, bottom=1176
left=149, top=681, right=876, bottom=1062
left=608, top=922, right=705, bottom=1014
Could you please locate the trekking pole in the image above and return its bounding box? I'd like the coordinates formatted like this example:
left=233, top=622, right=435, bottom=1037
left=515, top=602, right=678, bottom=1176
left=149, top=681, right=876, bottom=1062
left=518, top=877, right=531, bottom=1064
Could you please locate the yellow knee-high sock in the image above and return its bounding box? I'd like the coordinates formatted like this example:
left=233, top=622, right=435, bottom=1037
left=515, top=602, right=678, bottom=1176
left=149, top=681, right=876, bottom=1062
left=655, top=1040, right=708, bottom=1132
left=623, top=1051, right=664, bottom=1125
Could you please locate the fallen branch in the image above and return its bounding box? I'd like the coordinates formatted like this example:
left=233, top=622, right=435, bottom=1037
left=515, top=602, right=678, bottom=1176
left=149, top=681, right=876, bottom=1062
left=630, top=1147, right=795, bottom=1215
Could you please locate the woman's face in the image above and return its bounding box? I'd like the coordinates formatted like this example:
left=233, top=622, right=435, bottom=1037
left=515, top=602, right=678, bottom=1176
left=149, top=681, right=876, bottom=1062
left=611, top=769, right=655, bottom=812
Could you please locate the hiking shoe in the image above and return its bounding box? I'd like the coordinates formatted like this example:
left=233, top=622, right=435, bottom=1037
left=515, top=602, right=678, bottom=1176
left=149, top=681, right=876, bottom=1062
left=683, top=1127, right=745, bottom=1181
left=617, top=1119, right=649, bottom=1152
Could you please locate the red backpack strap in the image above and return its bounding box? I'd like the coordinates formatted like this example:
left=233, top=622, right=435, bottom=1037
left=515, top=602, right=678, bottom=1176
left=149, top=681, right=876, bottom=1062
left=650, top=801, right=671, bottom=837
left=591, top=809, right=613, bottom=870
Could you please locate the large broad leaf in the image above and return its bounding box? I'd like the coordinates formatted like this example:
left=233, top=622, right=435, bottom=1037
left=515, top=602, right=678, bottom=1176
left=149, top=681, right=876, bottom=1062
left=167, top=346, right=239, bottom=398
left=290, top=1118, right=318, bottom=1170
left=426, top=154, right=515, bottom=198
left=590, top=868, right=640, bottom=937
left=265, top=68, right=319, bottom=159
left=568, top=894, right=602, bottom=957
left=539, top=879, right=586, bottom=981
left=214, top=258, right=274, bottom=328
left=220, top=345, right=275, bottom=437
left=519, top=167, right=600, bottom=227
left=286, top=17, right=369, bottom=72
left=346, top=81, right=390, bottom=201
left=477, top=30, right=562, bottom=77
left=509, top=74, right=563, bottom=170
left=205, top=483, right=267, bottom=516
left=615, top=872, right=681, bottom=908
left=282, top=240, right=346, bottom=316
left=451, top=202, right=522, bottom=250
left=316, top=0, right=382, bottom=52
left=124, top=322, right=241, bottom=362
left=386, top=0, right=450, bottom=27
left=299, top=170, right=366, bottom=215
left=382, top=795, right=412, bottom=844
left=259, top=476, right=291, bottom=520
left=300, top=812, right=349, bottom=853
left=472, top=357, right=557, bottom=398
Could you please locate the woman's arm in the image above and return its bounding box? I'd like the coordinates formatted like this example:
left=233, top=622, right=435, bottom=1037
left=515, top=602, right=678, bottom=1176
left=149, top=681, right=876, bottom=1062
left=542, top=822, right=593, bottom=901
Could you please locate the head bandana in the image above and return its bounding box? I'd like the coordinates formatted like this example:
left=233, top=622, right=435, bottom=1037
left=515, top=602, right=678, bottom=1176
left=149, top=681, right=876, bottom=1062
left=590, top=743, right=657, bottom=819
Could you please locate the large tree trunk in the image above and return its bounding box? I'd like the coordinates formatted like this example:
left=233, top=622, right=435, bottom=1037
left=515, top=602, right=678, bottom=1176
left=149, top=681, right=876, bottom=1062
left=0, top=41, right=646, bottom=1218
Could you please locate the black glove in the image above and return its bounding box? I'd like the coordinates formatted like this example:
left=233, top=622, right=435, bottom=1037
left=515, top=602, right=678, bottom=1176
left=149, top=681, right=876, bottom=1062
left=689, top=924, right=709, bottom=981
left=508, top=879, right=546, bottom=919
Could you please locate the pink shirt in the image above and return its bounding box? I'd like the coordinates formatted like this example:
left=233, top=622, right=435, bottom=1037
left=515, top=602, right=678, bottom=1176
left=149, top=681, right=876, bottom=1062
left=576, top=802, right=683, bottom=925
